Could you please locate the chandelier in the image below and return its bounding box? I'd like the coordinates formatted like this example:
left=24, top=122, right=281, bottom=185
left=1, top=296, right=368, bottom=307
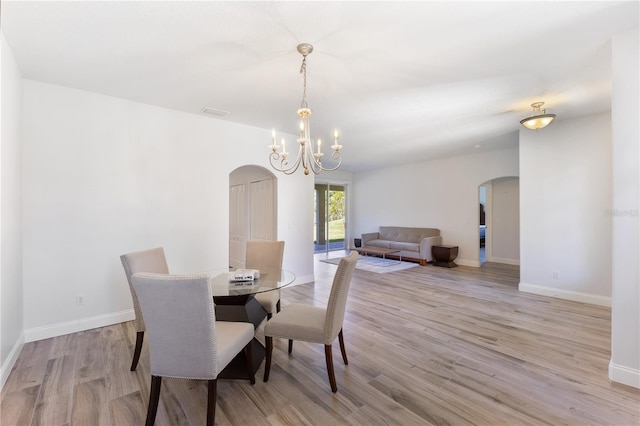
left=520, top=101, right=556, bottom=130
left=269, top=43, right=342, bottom=175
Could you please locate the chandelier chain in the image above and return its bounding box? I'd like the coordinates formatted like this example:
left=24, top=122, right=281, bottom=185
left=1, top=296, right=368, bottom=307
left=300, top=56, right=308, bottom=109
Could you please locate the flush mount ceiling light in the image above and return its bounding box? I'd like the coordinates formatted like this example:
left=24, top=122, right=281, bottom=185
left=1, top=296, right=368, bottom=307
left=520, top=102, right=556, bottom=130
left=269, top=43, right=342, bottom=176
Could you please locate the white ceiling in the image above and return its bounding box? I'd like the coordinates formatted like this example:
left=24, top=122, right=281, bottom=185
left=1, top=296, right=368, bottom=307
left=2, top=1, right=638, bottom=172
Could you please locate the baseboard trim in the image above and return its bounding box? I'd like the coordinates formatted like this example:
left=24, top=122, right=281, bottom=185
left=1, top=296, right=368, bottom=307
left=456, top=258, right=520, bottom=268
left=487, top=256, right=520, bottom=266
left=24, top=309, right=135, bottom=343
left=1, top=332, right=25, bottom=391
left=457, top=259, right=481, bottom=267
left=519, top=282, right=611, bottom=307
left=609, top=360, right=640, bottom=389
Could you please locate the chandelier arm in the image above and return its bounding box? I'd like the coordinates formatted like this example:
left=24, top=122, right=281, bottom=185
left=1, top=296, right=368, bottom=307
left=269, top=144, right=304, bottom=175
left=307, top=141, right=323, bottom=174
left=269, top=151, right=289, bottom=173
left=308, top=147, right=343, bottom=173
left=300, top=140, right=310, bottom=173
left=317, top=154, right=343, bottom=172
left=283, top=143, right=305, bottom=175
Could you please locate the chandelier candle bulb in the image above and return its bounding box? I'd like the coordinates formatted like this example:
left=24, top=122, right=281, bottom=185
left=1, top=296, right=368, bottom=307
left=332, top=130, right=341, bottom=151
left=317, top=139, right=321, bottom=154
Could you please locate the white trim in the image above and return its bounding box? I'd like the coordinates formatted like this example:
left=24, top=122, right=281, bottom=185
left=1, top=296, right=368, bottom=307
left=457, top=258, right=481, bottom=267
left=519, top=282, right=611, bottom=307
left=609, top=360, right=640, bottom=389
left=24, top=309, right=135, bottom=343
left=1, top=332, right=25, bottom=390
left=487, top=256, right=520, bottom=266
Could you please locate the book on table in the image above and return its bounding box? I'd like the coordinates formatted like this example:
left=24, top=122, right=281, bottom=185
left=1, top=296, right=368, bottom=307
left=228, top=269, right=260, bottom=282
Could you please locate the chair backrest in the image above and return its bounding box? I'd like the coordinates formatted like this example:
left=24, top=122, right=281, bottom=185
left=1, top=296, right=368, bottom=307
left=120, top=247, right=169, bottom=332
left=323, top=251, right=358, bottom=344
left=245, top=240, right=285, bottom=270
left=131, top=272, right=219, bottom=379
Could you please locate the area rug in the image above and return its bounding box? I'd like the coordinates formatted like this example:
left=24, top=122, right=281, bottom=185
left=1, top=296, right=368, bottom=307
left=320, top=256, right=418, bottom=274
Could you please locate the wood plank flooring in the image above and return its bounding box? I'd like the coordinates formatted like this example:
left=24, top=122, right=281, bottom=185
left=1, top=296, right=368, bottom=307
left=2, top=256, right=639, bottom=425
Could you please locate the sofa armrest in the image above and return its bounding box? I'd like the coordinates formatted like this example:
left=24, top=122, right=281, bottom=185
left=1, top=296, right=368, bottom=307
left=420, top=235, right=443, bottom=262
left=361, top=232, right=379, bottom=246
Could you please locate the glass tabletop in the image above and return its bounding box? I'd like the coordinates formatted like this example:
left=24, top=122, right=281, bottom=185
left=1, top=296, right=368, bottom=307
left=206, top=268, right=296, bottom=297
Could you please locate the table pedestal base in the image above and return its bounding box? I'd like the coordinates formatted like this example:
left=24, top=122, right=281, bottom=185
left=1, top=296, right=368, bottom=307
left=214, top=295, right=267, bottom=380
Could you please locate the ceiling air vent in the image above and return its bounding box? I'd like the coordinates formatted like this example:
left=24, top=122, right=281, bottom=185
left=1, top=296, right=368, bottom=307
left=201, top=107, right=230, bottom=117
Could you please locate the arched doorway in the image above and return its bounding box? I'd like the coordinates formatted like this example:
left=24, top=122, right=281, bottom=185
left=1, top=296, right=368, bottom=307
left=229, top=165, right=277, bottom=268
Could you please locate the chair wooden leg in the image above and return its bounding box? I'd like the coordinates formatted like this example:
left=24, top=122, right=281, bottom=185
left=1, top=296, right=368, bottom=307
left=206, top=379, right=217, bottom=426
left=324, top=344, right=338, bottom=393
left=267, top=312, right=272, bottom=320
left=245, top=341, right=255, bottom=384
left=288, top=339, right=293, bottom=354
left=145, top=375, right=162, bottom=426
left=338, top=329, right=349, bottom=365
left=276, top=299, right=281, bottom=313
left=263, top=336, right=272, bottom=382
left=130, top=331, right=144, bottom=371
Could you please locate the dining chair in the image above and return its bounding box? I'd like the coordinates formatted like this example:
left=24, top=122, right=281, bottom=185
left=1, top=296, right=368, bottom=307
left=132, top=272, right=255, bottom=426
left=120, top=247, right=169, bottom=371
left=263, top=251, right=358, bottom=392
left=245, top=240, right=285, bottom=319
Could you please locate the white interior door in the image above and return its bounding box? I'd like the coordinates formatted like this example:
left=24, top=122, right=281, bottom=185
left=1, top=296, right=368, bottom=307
left=229, top=166, right=277, bottom=268
left=229, top=183, right=247, bottom=268
left=250, top=178, right=276, bottom=241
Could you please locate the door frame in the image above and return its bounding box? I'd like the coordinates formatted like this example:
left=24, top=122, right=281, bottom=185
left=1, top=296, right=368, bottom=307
left=314, top=179, right=350, bottom=254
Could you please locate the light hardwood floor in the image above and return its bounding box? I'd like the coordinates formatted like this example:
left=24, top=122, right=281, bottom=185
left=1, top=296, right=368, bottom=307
left=2, top=254, right=639, bottom=425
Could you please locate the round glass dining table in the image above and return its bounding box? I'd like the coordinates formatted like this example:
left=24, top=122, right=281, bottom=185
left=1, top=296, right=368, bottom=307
left=207, top=268, right=296, bottom=298
left=204, top=268, right=296, bottom=379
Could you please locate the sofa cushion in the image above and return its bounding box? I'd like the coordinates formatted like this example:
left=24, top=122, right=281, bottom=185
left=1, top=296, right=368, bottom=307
left=389, top=241, right=420, bottom=252
left=379, top=226, right=440, bottom=243
left=367, top=239, right=392, bottom=249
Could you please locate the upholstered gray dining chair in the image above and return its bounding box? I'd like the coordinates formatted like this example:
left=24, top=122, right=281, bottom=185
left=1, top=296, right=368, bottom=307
left=120, top=247, right=169, bottom=371
left=132, top=272, right=255, bottom=426
left=263, top=251, right=358, bottom=392
left=245, top=240, right=285, bottom=319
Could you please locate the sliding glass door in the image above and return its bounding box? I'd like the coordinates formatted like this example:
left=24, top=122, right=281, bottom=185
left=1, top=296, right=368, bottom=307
left=314, top=183, right=346, bottom=253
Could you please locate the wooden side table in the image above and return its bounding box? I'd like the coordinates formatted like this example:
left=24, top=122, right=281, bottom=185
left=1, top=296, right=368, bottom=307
left=432, top=245, right=459, bottom=268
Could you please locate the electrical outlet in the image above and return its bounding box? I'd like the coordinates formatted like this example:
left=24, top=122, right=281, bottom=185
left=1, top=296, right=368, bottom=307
left=76, top=295, right=85, bottom=306
left=552, top=271, right=559, bottom=280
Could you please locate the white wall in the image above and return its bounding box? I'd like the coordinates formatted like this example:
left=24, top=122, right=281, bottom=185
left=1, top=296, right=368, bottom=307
left=519, top=112, right=612, bottom=306
left=351, top=145, right=519, bottom=266
left=0, top=32, right=24, bottom=387
left=21, top=80, right=314, bottom=341
left=609, top=29, right=639, bottom=388
left=489, top=177, right=520, bottom=264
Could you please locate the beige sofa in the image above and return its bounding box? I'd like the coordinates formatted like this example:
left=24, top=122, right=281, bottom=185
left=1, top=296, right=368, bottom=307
left=361, top=226, right=442, bottom=265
